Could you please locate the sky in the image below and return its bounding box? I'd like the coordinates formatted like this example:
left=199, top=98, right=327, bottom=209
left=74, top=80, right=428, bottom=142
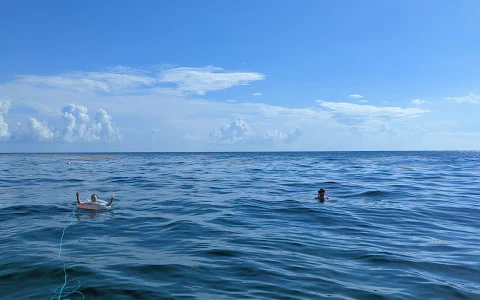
left=0, top=0, right=479, bottom=152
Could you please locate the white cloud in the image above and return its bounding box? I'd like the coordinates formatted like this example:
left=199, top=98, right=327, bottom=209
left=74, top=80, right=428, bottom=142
left=317, top=100, right=428, bottom=118
left=444, top=93, right=480, bottom=104
left=412, top=99, right=425, bottom=105
left=6, top=65, right=479, bottom=151
left=59, top=104, right=121, bottom=143
left=183, top=133, right=206, bottom=141
left=11, top=66, right=265, bottom=96
left=0, top=99, right=11, bottom=114
left=1, top=99, right=56, bottom=143
left=244, top=102, right=327, bottom=119
left=225, top=99, right=237, bottom=103
left=14, top=118, right=54, bottom=142
left=61, top=104, right=93, bottom=142
left=0, top=99, right=11, bottom=140
left=267, top=130, right=287, bottom=142
left=358, top=100, right=368, bottom=103
left=209, top=119, right=254, bottom=143
left=284, top=127, right=303, bottom=143
left=204, top=117, right=303, bottom=145
left=253, top=92, right=263, bottom=96
left=348, top=94, right=364, bottom=99
left=94, top=109, right=123, bottom=142
left=158, top=66, right=265, bottom=95
left=0, top=115, right=9, bottom=141
left=267, top=126, right=303, bottom=144
left=314, top=100, right=429, bottom=144
left=16, top=72, right=156, bottom=94
left=377, top=124, right=397, bottom=138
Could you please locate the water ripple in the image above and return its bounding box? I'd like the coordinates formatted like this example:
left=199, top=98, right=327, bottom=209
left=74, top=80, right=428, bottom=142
left=0, top=151, right=479, bottom=299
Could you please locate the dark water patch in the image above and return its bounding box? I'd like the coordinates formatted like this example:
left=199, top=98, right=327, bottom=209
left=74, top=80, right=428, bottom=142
left=350, top=190, right=393, bottom=197
left=179, top=183, right=196, bottom=190
left=202, top=248, right=240, bottom=258
left=324, top=181, right=340, bottom=184
left=0, top=205, right=70, bottom=221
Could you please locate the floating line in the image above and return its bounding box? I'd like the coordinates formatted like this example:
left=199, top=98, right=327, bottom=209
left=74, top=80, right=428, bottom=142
left=52, top=207, right=85, bottom=300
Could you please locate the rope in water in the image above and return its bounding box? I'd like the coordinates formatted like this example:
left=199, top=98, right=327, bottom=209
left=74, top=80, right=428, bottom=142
left=51, top=207, right=85, bottom=300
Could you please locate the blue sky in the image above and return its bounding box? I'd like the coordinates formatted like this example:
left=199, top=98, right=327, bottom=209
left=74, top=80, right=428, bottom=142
left=0, top=0, right=479, bottom=152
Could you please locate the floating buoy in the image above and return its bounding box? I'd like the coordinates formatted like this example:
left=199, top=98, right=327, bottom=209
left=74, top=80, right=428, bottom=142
left=77, top=200, right=110, bottom=211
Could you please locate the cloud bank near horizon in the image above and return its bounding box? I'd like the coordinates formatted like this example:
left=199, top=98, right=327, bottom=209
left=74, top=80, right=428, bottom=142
left=1, top=65, right=478, bottom=150
left=1, top=100, right=121, bottom=143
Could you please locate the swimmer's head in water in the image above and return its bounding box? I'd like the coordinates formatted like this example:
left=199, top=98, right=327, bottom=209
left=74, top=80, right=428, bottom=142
left=318, top=189, right=325, bottom=197
left=91, top=194, right=98, bottom=202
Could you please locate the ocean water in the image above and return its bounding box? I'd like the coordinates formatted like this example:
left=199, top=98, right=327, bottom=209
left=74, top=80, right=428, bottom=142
left=0, top=151, right=479, bottom=300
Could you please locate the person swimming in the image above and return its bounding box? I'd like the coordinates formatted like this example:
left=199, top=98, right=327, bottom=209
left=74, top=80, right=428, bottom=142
left=315, top=188, right=329, bottom=202
left=76, top=192, right=114, bottom=206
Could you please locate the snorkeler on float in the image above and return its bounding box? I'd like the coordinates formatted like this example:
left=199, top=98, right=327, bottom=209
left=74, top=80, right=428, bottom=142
left=76, top=192, right=114, bottom=210
left=315, top=188, right=329, bottom=202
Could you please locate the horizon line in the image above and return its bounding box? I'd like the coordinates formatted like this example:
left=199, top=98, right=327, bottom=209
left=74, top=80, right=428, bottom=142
left=1, top=150, right=479, bottom=155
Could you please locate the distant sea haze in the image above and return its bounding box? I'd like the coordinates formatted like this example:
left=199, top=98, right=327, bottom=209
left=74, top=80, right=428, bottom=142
left=1, top=151, right=479, bottom=299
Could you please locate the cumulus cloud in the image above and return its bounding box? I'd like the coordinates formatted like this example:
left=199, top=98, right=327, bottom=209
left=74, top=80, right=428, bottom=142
left=252, top=92, right=263, bottom=96
left=209, top=119, right=254, bottom=143
left=348, top=122, right=400, bottom=140
left=444, top=93, right=480, bottom=104
left=377, top=124, right=397, bottom=138
left=284, top=127, right=303, bottom=143
left=0, top=100, right=121, bottom=143
left=0, top=99, right=11, bottom=141
left=94, top=109, right=122, bottom=142
left=267, top=127, right=303, bottom=144
left=0, top=99, right=11, bottom=114
left=61, top=104, right=91, bottom=142
left=159, top=66, right=265, bottom=95
left=348, top=94, right=364, bottom=99
left=59, top=104, right=121, bottom=142
left=412, top=99, right=425, bottom=105
left=267, top=130, right=287, bottom=142
left=1, top=101, right=121, bottom=143
left=206, top=118, right=302, bottom=145
left=0, top=115, right=9, bottom=141
left=14, top=118, right=54, bottom=142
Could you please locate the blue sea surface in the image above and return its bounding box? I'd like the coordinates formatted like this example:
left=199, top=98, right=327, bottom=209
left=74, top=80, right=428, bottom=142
left=0, top=151, right=479, bottom=299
